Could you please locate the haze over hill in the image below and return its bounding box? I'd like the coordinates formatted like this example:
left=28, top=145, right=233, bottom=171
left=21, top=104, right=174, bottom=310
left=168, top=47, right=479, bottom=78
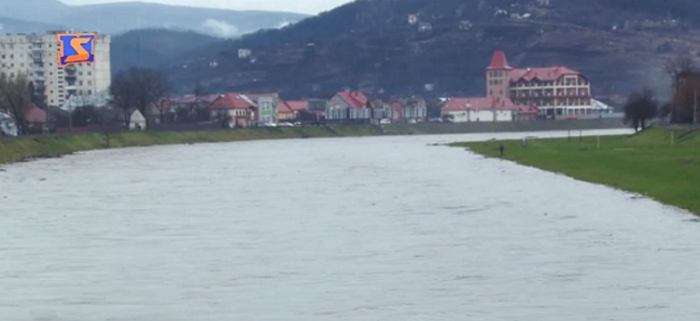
left=156, top=0, right=700, bottom=99
left=0, top=0, right=308, bottom=37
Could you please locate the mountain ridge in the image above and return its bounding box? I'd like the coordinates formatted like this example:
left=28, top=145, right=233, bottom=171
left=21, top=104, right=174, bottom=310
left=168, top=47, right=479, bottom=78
left=0, top=0, right=309, bottom=37
left=162, top=0, right=700, bottom=98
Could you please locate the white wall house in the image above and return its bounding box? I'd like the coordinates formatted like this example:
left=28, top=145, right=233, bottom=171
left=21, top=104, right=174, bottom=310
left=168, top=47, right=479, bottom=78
left=0, top=112, right=18, bottom=136
left=129, top=110, right=147, bottom=130
left=440, top=97, right=518, bottom=122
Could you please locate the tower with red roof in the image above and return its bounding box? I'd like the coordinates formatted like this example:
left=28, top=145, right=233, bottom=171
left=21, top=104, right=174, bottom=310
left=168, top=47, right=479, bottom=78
left=486, top=50, right=512, bottom=99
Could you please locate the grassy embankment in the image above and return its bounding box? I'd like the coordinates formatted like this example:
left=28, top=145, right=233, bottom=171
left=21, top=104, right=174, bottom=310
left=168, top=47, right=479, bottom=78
left=451, top=128, right=700, bottom=215
left=0, top=119, right=625, bottom=166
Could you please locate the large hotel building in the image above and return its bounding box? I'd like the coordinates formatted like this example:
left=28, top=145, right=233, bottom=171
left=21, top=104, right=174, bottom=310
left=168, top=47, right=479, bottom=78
left=0, top=31, right=111, bottom=107
left=486, top=50, right=593, bottom=117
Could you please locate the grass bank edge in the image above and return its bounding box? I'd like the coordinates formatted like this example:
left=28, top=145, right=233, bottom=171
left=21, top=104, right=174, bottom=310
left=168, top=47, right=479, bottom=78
left=449, top=128, right=700, bottom=216
left=0, top=120, right=627, bottom=166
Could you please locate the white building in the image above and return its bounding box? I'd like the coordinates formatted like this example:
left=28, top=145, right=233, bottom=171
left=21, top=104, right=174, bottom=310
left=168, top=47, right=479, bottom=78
left=440, top=96, right=540, bottom=122
left=0, top=111, right=17, bottom=136
left=0, top=31, right=111, bottom=108
left=129, top=110, right=147, bottom=130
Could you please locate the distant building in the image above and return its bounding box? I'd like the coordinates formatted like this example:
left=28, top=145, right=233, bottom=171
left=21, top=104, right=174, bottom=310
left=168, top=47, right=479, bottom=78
left=129, top=110, right=147, bottom=130
left=326, top=91, right=370, bottom=120
left=0, top=31, right=111, bottom=108
left=278, top=99, right=308, bottom=121
left=418, top=22, right=432, bottom=32
left=486, top=50, right=595, bottom=119
left=244, top=93, right=278, bottom=125
left=391, top=97, right=428, bottom=122
left=0, top=111, right=17, bottom=136
left=440, top=96, right=539, bottom=122
left=238, top=49, right=252, bottom=59
left=208, top=93, right=257, bottom=128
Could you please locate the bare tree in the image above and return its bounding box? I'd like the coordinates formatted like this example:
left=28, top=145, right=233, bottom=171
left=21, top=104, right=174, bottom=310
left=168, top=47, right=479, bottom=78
left=672, top=71, right=700, bottom=124
left=0, top=73, right=33, bottom=136
left=624, top=88, right=659, bottom=132
left=664, top=54, right=696, bottom=94
left=110, top=67, right=169, bottom=129
left=191, top=82, right=208, bottom=123
left=153, top=97, right=170, bottom=125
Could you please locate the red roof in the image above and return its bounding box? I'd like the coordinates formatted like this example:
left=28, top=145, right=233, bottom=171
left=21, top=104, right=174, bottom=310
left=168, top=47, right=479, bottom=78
left=286, top=100, right=308, bottom=112
left=390, top=101, right=403, bottom=113
left=277, top=100, right=293, bottom=113
left=209, top=93, right=255, bottom=110
left=441, top=96, right=538, bottom=113
left=25, top=105, right=47, bottom=123
left=487, top=51, right=512, bottom=70
left=337, top=91, right=368, bottom=109
left=509, top=67, right=580, bottom=82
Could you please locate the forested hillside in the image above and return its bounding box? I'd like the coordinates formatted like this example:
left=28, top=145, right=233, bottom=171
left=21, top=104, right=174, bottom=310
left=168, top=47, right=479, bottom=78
left=161, top=0, right=700, bottom=98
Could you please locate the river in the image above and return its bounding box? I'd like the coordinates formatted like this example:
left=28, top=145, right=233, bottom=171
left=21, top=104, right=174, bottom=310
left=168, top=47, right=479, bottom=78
left=1, top=129, right=699, bottom=321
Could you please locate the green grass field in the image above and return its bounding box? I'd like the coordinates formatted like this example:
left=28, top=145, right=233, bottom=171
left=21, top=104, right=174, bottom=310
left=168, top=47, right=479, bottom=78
left=451, top=128, right=700, bottom=215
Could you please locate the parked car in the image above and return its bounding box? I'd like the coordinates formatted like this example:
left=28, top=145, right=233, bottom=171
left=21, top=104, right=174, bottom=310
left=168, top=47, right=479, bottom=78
left=278, top=122, right=295, bottom=127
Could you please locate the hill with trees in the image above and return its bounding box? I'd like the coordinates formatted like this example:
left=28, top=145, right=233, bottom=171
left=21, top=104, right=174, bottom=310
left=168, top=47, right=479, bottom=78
left=161, top=0, right=700, bottom=98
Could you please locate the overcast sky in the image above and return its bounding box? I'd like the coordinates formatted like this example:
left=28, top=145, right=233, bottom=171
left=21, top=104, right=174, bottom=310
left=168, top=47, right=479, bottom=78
left=60, top=0, right=353, bottom=14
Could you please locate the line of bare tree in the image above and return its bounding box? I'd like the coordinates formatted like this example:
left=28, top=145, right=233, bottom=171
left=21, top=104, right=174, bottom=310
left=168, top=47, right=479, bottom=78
left=624, top=54, right=700, bottom=132
left=0, top=73, right=32, bottom=136
left=110, top=67, right=170, bottom=129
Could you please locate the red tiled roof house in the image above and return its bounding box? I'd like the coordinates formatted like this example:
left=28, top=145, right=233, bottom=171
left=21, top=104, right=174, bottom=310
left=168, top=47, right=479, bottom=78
left=278, top=100, right=308, bottom=121
left=208, top=93, right=257, bottom=128
left=326, top=90, right=370, bottom=120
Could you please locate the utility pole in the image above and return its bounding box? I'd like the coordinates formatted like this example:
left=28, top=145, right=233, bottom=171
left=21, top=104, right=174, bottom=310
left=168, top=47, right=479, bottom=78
left=695, top=86, right=698, bottom=126
left=68, top=95, right=73, bottom=132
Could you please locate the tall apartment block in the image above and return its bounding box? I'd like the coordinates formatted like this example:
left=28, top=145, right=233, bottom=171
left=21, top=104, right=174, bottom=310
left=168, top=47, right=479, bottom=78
left=0, top=31, right=111, bottom=107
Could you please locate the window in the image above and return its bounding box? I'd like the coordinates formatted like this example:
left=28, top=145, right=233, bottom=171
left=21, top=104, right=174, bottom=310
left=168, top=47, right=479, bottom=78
left=87, top=80, right=92, bottom=85
left=88, top=90, right=92, bottom=95
left=87, top=71, right=92, bottom=76
left=79, top=81, right=83, bottom=86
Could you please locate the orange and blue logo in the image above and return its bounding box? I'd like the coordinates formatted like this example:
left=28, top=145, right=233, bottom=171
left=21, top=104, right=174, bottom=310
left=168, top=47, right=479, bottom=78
left=56, top=33, right=97, bottom=66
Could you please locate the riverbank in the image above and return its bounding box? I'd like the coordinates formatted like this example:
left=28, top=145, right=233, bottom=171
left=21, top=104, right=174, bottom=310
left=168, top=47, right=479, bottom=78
left=0, top=119, right=625, bottom=166
left=451, top=128, right=700, bottom=215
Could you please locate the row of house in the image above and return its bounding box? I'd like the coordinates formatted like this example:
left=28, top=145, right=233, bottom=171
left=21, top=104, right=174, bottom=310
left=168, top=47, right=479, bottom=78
left=162, top=90, right=430, bottom=129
